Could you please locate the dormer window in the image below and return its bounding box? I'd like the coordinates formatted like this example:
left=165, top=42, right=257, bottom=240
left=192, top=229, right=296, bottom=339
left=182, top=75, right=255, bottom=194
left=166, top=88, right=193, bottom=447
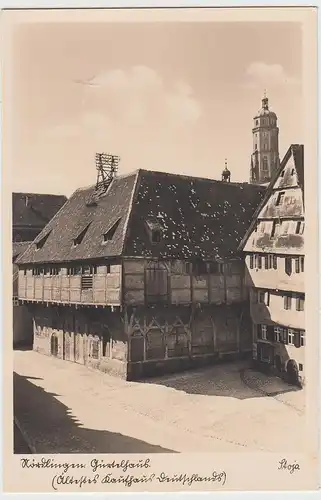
left=35, top=231, right=52, bottom=250
left=146, top=220, right=163, bottom=244
left=103, top=218, right=121, bottom=242
left=152, top=229, right=161, bottom=243
left=73, top=223, right=91, bottom=247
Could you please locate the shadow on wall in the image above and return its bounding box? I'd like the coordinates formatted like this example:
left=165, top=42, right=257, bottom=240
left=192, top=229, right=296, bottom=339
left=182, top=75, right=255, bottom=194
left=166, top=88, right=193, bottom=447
left=13, top=372, right=175, bottom=454
left=137, top=360, right=299, bottom=398
left=245, top=268, right=303, bottom=387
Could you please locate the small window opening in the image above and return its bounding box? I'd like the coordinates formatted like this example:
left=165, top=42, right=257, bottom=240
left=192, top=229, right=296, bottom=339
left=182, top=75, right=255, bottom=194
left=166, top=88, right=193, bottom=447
left=73, top=223, right=91, bottom=247
left=103, top=218, right=121, bottom=242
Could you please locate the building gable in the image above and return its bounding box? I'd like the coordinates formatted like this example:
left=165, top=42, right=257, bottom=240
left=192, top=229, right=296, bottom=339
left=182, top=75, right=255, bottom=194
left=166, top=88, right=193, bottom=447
left=240, top=145, right=304, bottom=256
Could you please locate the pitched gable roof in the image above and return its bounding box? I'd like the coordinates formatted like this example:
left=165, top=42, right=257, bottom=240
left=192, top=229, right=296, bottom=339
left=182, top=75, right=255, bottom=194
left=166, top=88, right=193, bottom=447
left=16, top=169, right=266, bottom=265
left=124, top=170, right=266, bottom=260
left=13, top=193, right=67, bottom=228
left=238, top=144, right=304, bottom=251
left=16, top=172, right=138, bottom=264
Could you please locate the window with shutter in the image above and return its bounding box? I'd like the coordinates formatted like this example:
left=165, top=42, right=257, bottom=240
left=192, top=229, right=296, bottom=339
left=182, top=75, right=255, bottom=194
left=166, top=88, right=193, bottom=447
left=294, top=331, right=301, bottom=348
left=300, top=257, right=304, bottom=272
left=300, top=331, right=305, bottom=347
left=284, top=295, right=292, bottom=310
left=295, top=258, right=300, bottom=273
left=267, top=325, right=274, bottom=342
left=250, top=255, right=254, bottom=269
left=285, top=257, right=292, bottom=276
left=296, top=296, right=304, bottom=311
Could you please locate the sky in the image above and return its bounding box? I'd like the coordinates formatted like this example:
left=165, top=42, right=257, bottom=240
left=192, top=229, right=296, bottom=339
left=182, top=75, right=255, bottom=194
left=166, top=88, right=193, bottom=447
left=9, top=20, right=302, bottom=196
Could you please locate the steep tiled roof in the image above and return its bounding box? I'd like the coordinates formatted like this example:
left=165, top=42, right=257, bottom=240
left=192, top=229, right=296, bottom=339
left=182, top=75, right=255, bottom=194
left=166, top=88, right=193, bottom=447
left=12, top=241, right=33, bottom=262
left=16, top=169, right=266, bottom=265
left=124, top=170, right=266, bottom=260
left=16, top=173, right=138, bottom=264
left=13, top=193, right=67, bottom=228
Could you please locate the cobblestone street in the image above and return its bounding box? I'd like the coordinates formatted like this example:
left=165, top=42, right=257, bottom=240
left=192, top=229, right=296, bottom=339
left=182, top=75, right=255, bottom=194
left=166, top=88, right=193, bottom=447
left=14, top=350, right=305, bottom=454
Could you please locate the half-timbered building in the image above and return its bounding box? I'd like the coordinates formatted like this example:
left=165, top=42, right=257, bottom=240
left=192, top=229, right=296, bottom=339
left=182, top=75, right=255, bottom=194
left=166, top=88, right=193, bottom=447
left=16, top=166, right=265, bottom=379
left=239, top=144, right=305, bottom=386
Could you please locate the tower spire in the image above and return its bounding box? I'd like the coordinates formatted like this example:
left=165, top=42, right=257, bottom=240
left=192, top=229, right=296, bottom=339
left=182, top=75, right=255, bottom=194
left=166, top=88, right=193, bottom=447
left=249, top=95, right=280, bottom=185
left=222, top=158, right=231, bottom=183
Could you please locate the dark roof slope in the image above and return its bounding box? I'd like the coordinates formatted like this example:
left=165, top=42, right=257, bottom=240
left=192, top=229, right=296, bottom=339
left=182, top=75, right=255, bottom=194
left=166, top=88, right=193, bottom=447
left=13, top=193, right=67, bottom=228
left=16, top=169, right=266, bottom=265
left=124, top=170, right=266, bottom=260
left=12, top=241, right=33, bottom=262
left=238, top=144, right=304, bottom=251
left=16, top=173, right=138, bottom=264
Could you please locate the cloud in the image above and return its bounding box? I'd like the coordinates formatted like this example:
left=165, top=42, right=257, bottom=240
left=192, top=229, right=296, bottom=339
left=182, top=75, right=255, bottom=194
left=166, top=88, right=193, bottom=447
left=82, top=65, right=202, bottom=126
left=44, top=66, right=203, bottom=172
left=243, top=62, right=301, bottom=89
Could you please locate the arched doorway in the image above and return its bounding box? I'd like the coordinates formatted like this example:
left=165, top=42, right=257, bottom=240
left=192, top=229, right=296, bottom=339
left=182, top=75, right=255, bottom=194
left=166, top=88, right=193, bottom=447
left=275, top=354, right=282, bottom=373
left=286, top=359, right=299, bottom=386
left=50, top=333, right=59, bottom=357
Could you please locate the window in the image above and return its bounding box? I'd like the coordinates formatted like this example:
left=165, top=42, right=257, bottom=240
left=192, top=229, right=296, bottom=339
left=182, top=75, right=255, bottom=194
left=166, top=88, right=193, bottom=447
left=36, top=231, right=51, bottom=250
left=276, top=191, right=285, bottom=206
left=255, top=144, right=257, bottom=150
left=284, top=295, right=292, bottom=310
left=300, top=331, right=305, bottom=347
left=151, top=229, right=161, bottom=243
left=291, top=168, right=295, bottom=176
left=274, top=326, right=282, bottom=342
left=193, top=261, right=208, bottom=275
left=264, top=255, right=269, bottom=269
left=271, top=221, right=280, bottom=238
left=280, top=170, right=285, bottom=177
left=300, top=256, right=304, bottom=272
left=288, top=329, right=295, bottom=346
left=299, top=363, right=303, bottom=371
left=249, top=255, right=254, bottom=269
left=273, top=255, right=277, bottom=269
left=258, top=256, right=262, bottom=269
left=296, top=295, right=304, bottom=311
left=268, top=255, right=273, bottom=269
left=103, top=218, right=121, bottom=242
left=295, top=257, right=300, bottom=273
left=81, top=275, right=93, bottom=290
left=23, top=269, right=27, bottom=276
left=296, top=221, right=304, bottom=235
left=208, top=262, right=219, bottom=274
left=73, top=223, right=91, bottom=247
left=256, top=120, right=259, bottom=126
left=258, top=290, right=270, bottom=305
left=257, top=324, right=267, bottom=340
left=285, top=257, right=292, bottom=276
left=262, top=156, right=268, bottom=171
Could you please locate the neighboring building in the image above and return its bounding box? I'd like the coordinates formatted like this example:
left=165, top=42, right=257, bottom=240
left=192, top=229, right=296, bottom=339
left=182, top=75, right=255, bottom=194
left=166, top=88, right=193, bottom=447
left=16, top=167, right=265, bottom=380
left=12, top=192, right=67, bottom=347
left=13, top=192, right=67, bottom=243
left=250, top=94, right=280, bottom=185
left=240, top=144, right=305, bottom=386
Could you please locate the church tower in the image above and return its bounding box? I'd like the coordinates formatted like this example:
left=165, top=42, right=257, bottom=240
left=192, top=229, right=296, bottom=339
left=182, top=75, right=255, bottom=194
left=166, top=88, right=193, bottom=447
left=250, top=94, right=280, bottom=184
